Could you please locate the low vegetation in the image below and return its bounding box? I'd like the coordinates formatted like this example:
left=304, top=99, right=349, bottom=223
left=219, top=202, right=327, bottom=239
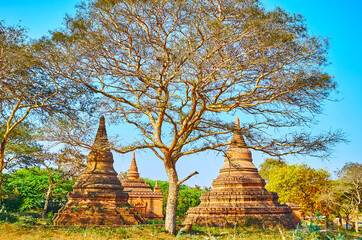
left=0, top=215, right=360, bottom=240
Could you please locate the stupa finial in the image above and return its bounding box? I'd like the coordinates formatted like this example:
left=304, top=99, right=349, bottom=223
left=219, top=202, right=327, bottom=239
left=128, top=152, right=140, bottom=180
left=92, top=116, right=110, bottom=150
left=235, top=116, right=240, bottom=129
left=229, top=116, right=246, bottom=147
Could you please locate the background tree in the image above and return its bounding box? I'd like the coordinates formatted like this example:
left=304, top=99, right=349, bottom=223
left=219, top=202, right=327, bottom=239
left=318, top=179, right=352, bottom=228
left=258, top=158, right=287, bottom=183
left=37, top=0, right=342, bottom=234
left=2, top=167, right=75, bottom=213
left=0, top=122, right=42, bottom=171
left=266, top=163, right=330, bottom=217
left=335, top=163, right=361, bottom=232
left=34, top=147, right=86, bottom=218
left=0, top=21, right=90, bottom=206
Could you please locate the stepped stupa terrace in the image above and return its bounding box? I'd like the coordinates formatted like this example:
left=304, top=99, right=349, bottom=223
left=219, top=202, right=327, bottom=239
left=53, top=116, right=144, bottom=226
left=184, top=117, right=298, bottom=228
left=121, top=152, right=164, bottom=220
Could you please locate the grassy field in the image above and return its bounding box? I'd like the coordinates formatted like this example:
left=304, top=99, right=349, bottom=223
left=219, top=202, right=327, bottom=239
left=0, top=222, right=361, bottom=240
left=0, top=213, right=360, bottom=240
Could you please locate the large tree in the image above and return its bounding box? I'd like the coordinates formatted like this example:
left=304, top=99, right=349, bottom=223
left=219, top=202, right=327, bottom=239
left=37, top=0, right=342, bottom=234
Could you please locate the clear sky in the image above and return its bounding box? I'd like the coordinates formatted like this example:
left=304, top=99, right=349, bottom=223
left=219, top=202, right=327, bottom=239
left=1, top=0, right=361, bottom=187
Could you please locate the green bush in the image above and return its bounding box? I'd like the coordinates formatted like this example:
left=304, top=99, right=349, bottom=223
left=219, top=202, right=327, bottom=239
left=2, top=168, right=74, bottom=213
left=0, top=212, right=19, bottom=223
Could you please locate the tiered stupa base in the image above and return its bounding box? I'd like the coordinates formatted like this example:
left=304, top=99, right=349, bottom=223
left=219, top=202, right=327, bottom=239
left=184, top=117, right=298, bottom=229
left=185, top=205, right=296, bottom=229
left=53, top=117, right=145, bottom=226
left=121, top=153, right=164, bottom=220
left=54, top=191, right=143, bottom=226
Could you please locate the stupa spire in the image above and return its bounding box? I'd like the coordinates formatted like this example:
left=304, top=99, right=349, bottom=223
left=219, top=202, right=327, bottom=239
left=92, top=116, right=110, bottom=150
left=128, top=152, right=140, bottom=180
left=229, top=116, right=246, bottom=148
left=235, top=116, right=240, bottom=129
left=154, top=180, right=160, bottom=192
left=121, top=153, right=164, bottom=220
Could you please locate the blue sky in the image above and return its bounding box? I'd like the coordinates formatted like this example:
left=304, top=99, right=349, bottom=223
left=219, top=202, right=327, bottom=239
left=1, top=0, right=361, bottom=187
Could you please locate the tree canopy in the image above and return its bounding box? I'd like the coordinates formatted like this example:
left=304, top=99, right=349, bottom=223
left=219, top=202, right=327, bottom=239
left=265, top=163, right=330, bottom=216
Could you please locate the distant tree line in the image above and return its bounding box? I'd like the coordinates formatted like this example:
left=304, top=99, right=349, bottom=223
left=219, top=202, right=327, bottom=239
left=259, top=159, right=362, bottom=232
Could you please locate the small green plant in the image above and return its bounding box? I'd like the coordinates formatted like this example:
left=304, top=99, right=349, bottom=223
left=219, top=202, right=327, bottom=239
left=146, top=219, right=165, bottom=225
left=325, top=233, right=347, bottom=240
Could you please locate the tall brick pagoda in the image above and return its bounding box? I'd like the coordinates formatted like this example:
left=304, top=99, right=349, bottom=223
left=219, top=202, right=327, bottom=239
left=54, top=116, right=144, bottom=226
left=121, top=152, right=164, bottom=220
left=184, top=117, right=297, bottom=228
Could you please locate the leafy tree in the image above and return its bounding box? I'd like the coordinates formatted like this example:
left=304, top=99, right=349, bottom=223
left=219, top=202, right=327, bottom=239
left=318, top=179, right=352, bottom=228
left=0, top=122, right=42, bottom=170
left=34, top=147, right=86, bottom=218
left=266, top=164, right=330, bottom=216
left=2, top=168, right=74, bottom=213
left=0, top=21, right=89, bottom=206
left=322, top=163, right=362, bottom=231
left=258, top=158, right=287, bottom=182
left=37, top=0, right=342, bottom=234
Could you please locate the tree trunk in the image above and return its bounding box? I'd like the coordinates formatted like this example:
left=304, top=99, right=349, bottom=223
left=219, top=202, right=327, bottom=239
left=164, top=162, right=179, bottom=235
left=0, top=140, right=5, bottom=207
left=346, top=215, right=350, bottom=230
left=0, top=171, right=3, bottom=208
left=42, top=184, right=53, bottom=218
left=354, top=208, right=359, bottom=232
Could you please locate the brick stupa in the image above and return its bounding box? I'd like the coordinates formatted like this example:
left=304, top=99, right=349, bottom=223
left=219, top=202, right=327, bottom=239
left=121, top=152, right=164, bottom=220
left=54, top=116, right=144, bottom=226
left=184, top=117, right=297, bottom=228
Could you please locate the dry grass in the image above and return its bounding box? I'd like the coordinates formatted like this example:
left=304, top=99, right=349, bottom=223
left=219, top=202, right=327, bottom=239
left=0, top=222, right=359, bottom=239
left=0, top=223, right=176, bottom=240
left=0, top=223, right=293, bottom=240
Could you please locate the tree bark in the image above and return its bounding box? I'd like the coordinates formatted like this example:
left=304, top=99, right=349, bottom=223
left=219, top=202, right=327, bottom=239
left=354, top=208, right=359, bottom=232
left=42, top=184, right=53, bottom=218
left=0, top=140, right=5, bottom=207
left=164, top=162, right=179, bottom=235
left=0, top=170, right=3, bottom=207
left=346, top=215, right=350, bottom=230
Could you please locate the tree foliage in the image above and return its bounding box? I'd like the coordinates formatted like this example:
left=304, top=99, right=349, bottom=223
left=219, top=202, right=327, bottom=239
left=258, top=158, right=287, bottom=183
left=265, top=163, right=330, bottom=216
left=320, top=163, right=362, bottom=231
left=0, top=21, right=91, bottom=206
left=0, top=122, right=42, bottom=170
left=2, top=168, right=74, bottom=213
